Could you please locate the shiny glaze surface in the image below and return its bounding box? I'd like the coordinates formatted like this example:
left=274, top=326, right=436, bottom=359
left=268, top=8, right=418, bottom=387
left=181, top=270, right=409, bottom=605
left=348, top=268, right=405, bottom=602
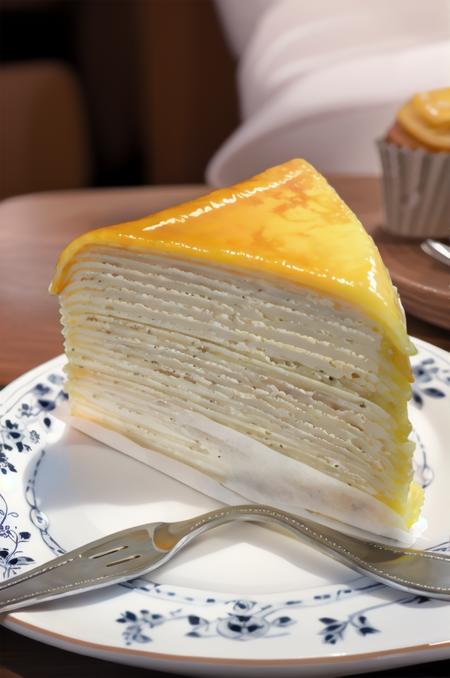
left=50, top=159, right=413, bottom=358
left=397, top=88, right=450, bottom=151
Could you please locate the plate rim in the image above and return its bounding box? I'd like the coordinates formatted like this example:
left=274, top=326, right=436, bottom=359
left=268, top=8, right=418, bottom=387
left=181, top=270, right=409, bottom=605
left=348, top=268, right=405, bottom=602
left=1, top=337, right=450, bottom=670
left=3, top=615, right=450, bottom=667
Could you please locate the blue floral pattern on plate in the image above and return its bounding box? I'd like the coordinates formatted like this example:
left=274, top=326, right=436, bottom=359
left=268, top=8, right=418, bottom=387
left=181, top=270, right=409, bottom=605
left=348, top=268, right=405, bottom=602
left=117, top=599, right=297, bottom=645
left=0, top=493, right=34, bottom=579
left=0, top=372, right=67, bottom=578
left=412, top=357, right=450, bottom=408
left=0, top=374, right=66, bottom=476
left=115, top=580, right=445, bottom=646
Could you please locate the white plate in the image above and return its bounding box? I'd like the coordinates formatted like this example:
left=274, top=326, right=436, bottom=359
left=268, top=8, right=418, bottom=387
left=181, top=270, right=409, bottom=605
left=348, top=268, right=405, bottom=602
left=1, top=338, right=449, bottom=676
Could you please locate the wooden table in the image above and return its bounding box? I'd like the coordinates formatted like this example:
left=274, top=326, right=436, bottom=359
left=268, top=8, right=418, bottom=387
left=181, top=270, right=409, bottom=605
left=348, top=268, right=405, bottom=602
left=0, top=180, right=449, bottom=678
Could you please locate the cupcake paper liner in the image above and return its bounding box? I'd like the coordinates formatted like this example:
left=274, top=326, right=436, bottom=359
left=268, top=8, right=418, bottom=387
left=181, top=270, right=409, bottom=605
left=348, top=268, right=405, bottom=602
left=377, top=140, right=450, bottom=238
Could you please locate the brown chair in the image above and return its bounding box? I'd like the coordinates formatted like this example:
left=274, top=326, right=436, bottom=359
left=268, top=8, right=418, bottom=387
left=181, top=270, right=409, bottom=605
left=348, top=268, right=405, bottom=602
left=0, top=0, right=238, bottom=199
left=0, top=60, right=92, bottom=200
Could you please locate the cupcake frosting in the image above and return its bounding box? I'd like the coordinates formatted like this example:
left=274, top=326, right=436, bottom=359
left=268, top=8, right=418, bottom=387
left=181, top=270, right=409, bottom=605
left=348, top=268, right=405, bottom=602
left=396, top=87, right=450, bottom=151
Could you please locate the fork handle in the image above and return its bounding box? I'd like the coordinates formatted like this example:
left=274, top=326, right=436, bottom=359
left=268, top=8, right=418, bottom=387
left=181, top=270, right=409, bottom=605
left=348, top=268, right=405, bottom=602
left=155, top=504, right=450, bottom=600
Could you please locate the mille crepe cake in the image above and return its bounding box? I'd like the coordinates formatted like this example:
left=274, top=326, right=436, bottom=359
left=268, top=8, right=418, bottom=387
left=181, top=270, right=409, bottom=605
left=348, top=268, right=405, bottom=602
left=50, top=159, right=422, bottom=541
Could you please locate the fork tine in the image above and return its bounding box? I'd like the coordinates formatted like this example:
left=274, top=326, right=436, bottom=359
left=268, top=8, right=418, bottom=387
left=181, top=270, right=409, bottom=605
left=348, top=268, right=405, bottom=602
left=0, top=522, right=169, bottom=614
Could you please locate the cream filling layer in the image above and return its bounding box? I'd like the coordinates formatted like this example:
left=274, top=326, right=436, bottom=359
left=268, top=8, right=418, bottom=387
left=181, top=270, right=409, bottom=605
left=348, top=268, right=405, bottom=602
left=72, top=415, right=420, bottom=544
left=59, top=246, right=415, bottom=530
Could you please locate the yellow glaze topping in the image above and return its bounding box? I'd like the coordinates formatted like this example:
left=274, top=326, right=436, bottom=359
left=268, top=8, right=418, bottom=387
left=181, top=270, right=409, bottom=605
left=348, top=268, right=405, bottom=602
left=397, top=87, right=450, bottom=151
left=50, top=159, right=414, bottom=361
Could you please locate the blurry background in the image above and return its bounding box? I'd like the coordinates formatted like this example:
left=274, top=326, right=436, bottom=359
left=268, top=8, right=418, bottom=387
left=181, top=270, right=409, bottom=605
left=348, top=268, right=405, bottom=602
left=0, top=0, right=239, bottom=200
left=0, top=0, right=449, bottom=200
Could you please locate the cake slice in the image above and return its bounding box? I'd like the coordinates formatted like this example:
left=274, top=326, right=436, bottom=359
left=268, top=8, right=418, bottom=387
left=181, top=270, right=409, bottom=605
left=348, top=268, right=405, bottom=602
left=50, top=159, right=422, bottom=541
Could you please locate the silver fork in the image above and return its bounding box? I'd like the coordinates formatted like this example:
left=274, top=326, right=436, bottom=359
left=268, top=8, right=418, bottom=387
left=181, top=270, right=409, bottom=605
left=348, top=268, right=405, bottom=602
left=421, top=239, right=450, bottom=267
left=1, top=504, right=449, bottom=614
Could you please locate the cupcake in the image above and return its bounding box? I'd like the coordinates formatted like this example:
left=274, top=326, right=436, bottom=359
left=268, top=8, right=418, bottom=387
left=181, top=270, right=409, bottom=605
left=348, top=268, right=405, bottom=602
left=378, top=87, right=450, bottom=238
